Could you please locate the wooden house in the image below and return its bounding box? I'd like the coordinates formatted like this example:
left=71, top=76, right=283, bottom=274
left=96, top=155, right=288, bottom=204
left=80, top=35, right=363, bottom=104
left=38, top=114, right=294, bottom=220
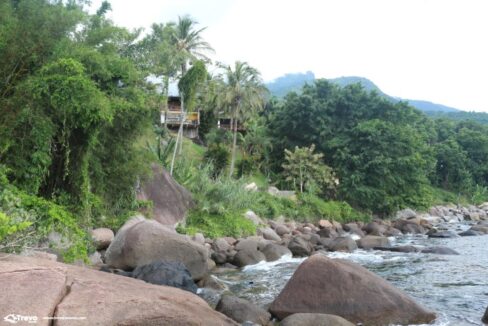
left=161, top=96, right=200, bottom=139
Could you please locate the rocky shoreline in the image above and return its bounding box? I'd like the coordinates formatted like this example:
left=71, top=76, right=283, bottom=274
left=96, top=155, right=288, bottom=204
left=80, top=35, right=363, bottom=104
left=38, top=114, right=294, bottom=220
left=2, top=204, right=488, bottom=325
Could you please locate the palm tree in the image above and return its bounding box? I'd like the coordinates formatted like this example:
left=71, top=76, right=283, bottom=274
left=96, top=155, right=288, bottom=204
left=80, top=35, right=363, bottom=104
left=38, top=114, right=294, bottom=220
left=218, top=61, right=267, bottom=177
left=172, top=15, right=214, bottom=76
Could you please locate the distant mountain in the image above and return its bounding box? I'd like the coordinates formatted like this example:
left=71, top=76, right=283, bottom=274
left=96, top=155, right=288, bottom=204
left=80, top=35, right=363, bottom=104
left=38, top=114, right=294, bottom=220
left=266, top=73, right=462, bottom=114
left=266, top=71, right=315, bottom=98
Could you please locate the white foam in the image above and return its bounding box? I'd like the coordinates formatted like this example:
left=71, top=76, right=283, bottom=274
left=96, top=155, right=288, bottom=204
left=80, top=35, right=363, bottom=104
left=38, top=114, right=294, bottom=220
left=242, top=254, right=305, bottom=272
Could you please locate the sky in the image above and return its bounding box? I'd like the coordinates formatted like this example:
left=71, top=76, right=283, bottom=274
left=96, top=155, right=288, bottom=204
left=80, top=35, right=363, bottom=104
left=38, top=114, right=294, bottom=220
left=89, top=0, right=488, bottom=112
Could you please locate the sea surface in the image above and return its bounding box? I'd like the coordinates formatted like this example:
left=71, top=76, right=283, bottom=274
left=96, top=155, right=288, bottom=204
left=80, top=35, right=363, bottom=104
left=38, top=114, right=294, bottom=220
left=211, top=222, right=488, bottom=325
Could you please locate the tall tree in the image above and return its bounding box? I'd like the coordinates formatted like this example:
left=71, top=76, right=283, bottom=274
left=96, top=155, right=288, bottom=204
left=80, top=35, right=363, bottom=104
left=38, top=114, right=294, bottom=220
left=218, top=61, right=267, bottom=177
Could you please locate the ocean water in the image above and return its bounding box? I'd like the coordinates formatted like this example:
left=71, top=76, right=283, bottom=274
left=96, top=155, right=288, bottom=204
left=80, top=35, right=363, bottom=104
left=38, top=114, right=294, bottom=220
left=212, top=223, right=488, bottom=325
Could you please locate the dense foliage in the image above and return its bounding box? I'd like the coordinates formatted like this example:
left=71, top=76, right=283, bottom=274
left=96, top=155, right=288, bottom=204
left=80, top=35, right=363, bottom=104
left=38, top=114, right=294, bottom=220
left=266, top=80, right=488, bottom=215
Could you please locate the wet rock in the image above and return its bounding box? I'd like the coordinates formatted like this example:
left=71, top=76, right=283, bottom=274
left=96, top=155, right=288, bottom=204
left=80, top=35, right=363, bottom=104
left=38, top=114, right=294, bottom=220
left=197, top=274, right=227, bottom=291
left=328, top=236, right=358, bottom=252
left=280, top=313, right=355, bottom=326
left=374, top=246, right=420, bottom=253
left=420, top=246, right=460, bottom=255
left=235, top=238, right=259, bottom=252
left=482, top=306, right=488, bottom=324
left=233, top=249, right=265, bottom=267
left=384, top=227, right=402, bottom=236
left=342, top=223, right=365, bottom=237
left=132, top=261, right=198, bottom=293
left=362, top=222, right=387, bottom=236
left=459, top=229, right=482, bottom=236
left=261, top=243, right=292, bottom=262
left=427, top=229, right=458, bottom=238
left=216, top=294, right=271, bottom=325
left=470, top=225, right=488, bottom=234
left=288, top=236, right=313, bottom=257
left=356, top=236, right=390, bottom=250
left=268, top=254, right=436, bottom=324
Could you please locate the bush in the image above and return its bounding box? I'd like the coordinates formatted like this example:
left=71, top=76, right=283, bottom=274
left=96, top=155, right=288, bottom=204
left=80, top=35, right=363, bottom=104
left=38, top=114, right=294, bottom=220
left=203, top=144, right=229, bottom=178
left=180, top=210, right=256, bottom=239
left=0, top=176, right=89, bottom=262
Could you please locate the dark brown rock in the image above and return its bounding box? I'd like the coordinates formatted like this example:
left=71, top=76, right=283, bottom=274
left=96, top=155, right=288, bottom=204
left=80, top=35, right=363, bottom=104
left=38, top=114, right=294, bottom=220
left=269, top=254, right=436, bottom=325
left=261, top=243, right=292, bottom=262
left=288, top=236, right=313, bottom=257
left=328, top=237, right=358, bottom=252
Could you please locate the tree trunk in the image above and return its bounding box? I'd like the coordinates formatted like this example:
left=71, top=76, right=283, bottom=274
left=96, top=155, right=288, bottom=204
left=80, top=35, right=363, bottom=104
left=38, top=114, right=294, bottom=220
left=170, top=93, right=185, bottom=175
left=229, top=109, right=238, bottom=178
left=162, top=76, right=169, bottom=128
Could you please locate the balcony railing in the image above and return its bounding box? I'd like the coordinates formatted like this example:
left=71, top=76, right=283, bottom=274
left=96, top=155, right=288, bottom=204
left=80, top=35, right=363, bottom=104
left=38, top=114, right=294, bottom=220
left=161, top=111, right=199, bottom=126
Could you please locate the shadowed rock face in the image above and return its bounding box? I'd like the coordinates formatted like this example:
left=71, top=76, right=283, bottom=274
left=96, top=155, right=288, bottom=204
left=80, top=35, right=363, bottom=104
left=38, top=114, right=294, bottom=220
left=483, top=306, right=488, bottom=324
left=0, top=254, right=237, bottom=326
left=131, top=261, right=198, bottom=293
left=269, top=254, right=436, bottom=325
left=136, top=164, right=193, bottom=226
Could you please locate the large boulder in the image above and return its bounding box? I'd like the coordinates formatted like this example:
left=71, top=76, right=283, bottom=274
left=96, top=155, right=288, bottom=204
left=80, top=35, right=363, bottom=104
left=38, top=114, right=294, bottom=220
left=216, top=295, right=271, bottom=325
left=0, top=254, right=237, bottom=326
left=269, top=254, right=436, bottom=325
left=131, top=261, right=198, bottom=293
left=105, top=217, right=208, bottom=280
left=261, top=243, right=292, bottom=262
left=136, top=164, right=193, bottom=226
left=280, top=313, right=355, bottom=326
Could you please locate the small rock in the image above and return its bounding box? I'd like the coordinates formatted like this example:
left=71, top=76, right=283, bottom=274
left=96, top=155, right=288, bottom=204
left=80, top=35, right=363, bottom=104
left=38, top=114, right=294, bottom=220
left=244, top=210, right=263, bottom=225
left=91, top=228, right=115, bottom=250
left=235, top=238, right=259, bottom=252
left=258, top=227, right=281, bottom=241
left=244, top=182, right=258, bottom=192
left=396, top=208, right=417, bottom=220
left=459, top=229, right=481, bottom=236
left=427, top=229, right=458, bottom=238
left=89, top=251, right=103, bottom=265
left=318, top=219, right=334, bottom=229
left=375, top=245, right=420, bottom=253
left=275, top=224, right=291, bottom=236
left=328, top=237, right=358, bottom=252
left=192, top=233, right=205, bottom=245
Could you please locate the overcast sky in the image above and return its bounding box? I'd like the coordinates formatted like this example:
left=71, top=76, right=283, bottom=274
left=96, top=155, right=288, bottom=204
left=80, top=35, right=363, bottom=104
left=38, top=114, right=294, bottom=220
left=90, top=0, right=488, bottom=112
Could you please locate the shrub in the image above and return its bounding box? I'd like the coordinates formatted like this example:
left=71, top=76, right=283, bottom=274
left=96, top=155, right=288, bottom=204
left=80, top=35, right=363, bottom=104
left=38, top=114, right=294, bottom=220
left=203, top=144, right=229, bottom=178
left=181, top=210, right=256, bottom=239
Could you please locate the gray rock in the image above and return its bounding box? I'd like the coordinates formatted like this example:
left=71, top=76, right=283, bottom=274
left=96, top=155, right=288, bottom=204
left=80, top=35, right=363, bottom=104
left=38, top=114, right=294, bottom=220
left=288, top=236, right=313, bottom=257
left=261, top=243, right=292, bottom=262
left=396, top=208, right=417, bottom=219
left=459, top=229, right=482, bottom=236
left=374, top=246, right=420, bottom=253
left=105, top=217, right=208, bottom=280
left=280, top=313, right=355, bottom=326
left=233, top=249, right=265, bottom=267
left=427, top=229, right=458, bottom=238
left=258, top=227, right=281, bottom=241
left=216, top=295, right=271, bottom=325
left=274, top=224, right=291, bottom=236
left=235, top=238, right=259, bottom=252
left=317, top=227, right=338, bottom=238
left=328, top=237, right=358, bottom=252
left=132, top=260, right=198, bottom=293
left=192, top=233, right=205, bottom=245
left=421, top=246, right=460, bottom=255
left=91, top=228, right=115, bottom=250
left=356, top=236, right=390, bottom=250
left=482, top=306, right=488, bottom=324
left=244, top=210, right=263, bottom=225
left=470, top=225, right=488, bottom=234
